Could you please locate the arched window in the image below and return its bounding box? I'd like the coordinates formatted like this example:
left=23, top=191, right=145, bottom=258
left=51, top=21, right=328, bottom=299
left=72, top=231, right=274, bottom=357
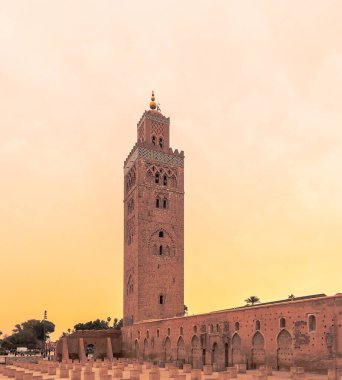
left=157, top=329, right=160, bottom=338
left=152, top=135, right=156, bottom=145
left=167, top=328, right=171, bottom=336
left=163, top=198, right=168, bottom=209
left=216, top=324, right=220, bottom=332
left=138, top=331, right=140, bottom=339
left=159, top=245, right=163, bottom=255
left=308, top=315, right=316, bottom=332
left=159, top=294, right=164, bottom=304
left=159, top=231, right=164, bottom=238
left=155, top=173, right=160, bottom=184
left=235, top=322, right=240, bottom=331
left=193, top=325, right=197, bottom=334
left=147, top=330, right=149, bottom=339
left=209, top=324, right=214, bottom=333
left=159, top=138, right=163, bottom=148
left=255, top=320, right=261, bottom=331
left=280, top=317, right=286, bottom=329
left=156, top=197, right=160, bottom=208
left=180, top=327, right=183, bottom=335
left=163, top=175, right=168, bottom=186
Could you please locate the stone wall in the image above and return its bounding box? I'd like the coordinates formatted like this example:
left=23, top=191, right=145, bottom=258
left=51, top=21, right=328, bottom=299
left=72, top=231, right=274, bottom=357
left=121, top=294, right=342, bottom=372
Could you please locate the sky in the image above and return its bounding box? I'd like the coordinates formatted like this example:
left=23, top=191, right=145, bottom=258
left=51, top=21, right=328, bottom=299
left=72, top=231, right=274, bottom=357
left=0, top=0, right=342, bottom=340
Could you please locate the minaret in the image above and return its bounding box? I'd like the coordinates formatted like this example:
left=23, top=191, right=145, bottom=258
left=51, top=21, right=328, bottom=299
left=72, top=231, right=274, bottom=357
left=123, top=92, right=185, bottom=325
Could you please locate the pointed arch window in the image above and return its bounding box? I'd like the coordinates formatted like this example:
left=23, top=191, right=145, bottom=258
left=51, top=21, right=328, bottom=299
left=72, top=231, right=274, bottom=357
left=159, top=245, right=163, bottom=255
left=163, top=175, right=168, bottom=186
left=159, top=138, right=163, bottom=148
left=280, top=317, right=286, bottom=329
left=235, top=322, right=240, bottom=331
left=155, top=173, right=160, bottom=184
left=163, top=198, right=168, bottom=209
left=156, top=197, right=160, bottom=208
left=152, top=135, right=156, bottom=145
left=255, top=320, right=261, bottom=331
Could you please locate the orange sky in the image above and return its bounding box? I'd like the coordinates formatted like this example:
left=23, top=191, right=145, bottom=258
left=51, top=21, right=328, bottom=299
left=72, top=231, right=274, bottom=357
left=1, top=0, right=342, bottom=340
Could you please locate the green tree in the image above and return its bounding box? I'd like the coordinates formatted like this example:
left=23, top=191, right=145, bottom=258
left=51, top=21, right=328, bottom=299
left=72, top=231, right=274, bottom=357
left=245, top=296, right=260, bottom=306
left=288, top=294, right=295, bottom=301
left=1, top=319, right=55, bottom=350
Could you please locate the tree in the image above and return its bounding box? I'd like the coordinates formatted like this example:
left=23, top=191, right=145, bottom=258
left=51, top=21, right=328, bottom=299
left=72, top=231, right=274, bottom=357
left=106, top=317, right=111, bottom=327
left=184, top=305, right=188, bottom=316
left=245, top=296, right=260, bottom=306
left=113, top=319, right=123, bottom=330
left=288, top=294, right=295, bottom=301
left=1, top=319, right=55, bottom=350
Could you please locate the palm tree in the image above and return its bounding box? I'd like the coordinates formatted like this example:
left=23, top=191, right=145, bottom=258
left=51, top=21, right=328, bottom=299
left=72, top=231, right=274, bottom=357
left=107, top=317, right=111, bottom=328
left=245, top=296, right=260, bottom=306
left=288, top=294, right=295, bottom=301
left=67, top=328, right=71, bottom=335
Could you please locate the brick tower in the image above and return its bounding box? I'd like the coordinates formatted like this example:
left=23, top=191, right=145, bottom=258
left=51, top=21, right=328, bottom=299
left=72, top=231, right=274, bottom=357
left=123, top=92, right=184, bottom=325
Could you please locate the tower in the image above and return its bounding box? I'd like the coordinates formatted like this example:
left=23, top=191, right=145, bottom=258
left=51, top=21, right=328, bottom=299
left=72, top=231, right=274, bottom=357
left=123, top=92, right=184, bottom=325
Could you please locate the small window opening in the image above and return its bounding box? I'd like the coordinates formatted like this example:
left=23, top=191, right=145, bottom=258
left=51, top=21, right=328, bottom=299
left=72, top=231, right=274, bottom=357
left=309, top=315, right=316, bottom=332
left=138, top=331, right=140, bottom=339
left=152, top=135, right=156, bottom=145
left=180, top=327, right=183, bottom=335
left=209, top=324, right=214, bottom=333
left=155, top=173, right=160, bottom=184
left=193, top=325, right=197, bottom=334
left=235, top=322, right=240, bottom=331
left=159, top=295, right=164, bottom=304
left=167, top=328, right=171, bottom=336
left=163, top=199, right=168, bottom=209
left=163, top=175, right=168, bottom=186
left=157, top=329, right=160, bottom=338
left=159, top=245, right=163, bottom=255
left=159, top=231, right=164, bottom=238
left=216, top=324, right=220, bottom=332
left=159, top=138, right=163, bottom=148
left=156, top=198, right=160, bottom=208
left=280, top=317, right=286, bottom=329
left=256, top=320, right=260, bottom=331
left=147, top=330, right=149, bottom=339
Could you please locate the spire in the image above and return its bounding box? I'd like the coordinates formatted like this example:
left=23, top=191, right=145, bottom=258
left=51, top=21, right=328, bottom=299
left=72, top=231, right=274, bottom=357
left=149, top=91, right=157, bottom=110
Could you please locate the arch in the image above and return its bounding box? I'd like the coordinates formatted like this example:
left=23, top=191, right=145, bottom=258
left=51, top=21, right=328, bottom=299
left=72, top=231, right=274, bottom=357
left=308, top=315, right=316, bottom=332
left=156, top=197, right=160, bottom=208
left=164, top=336, right=172, bottom=362
left=211, top=342, right=219, bottom=367
left=163, top=175, right=168, bottom=186
left=234, top=321, right=240, bottom=331
left=224, top=342, right=229, bottom=368
left=143, top=338, right=148, bottom=360
left=255, top=320, right=261, bottom=331
left=277, top=329, right=293, bottom=370
left=134, top=340, right=139, bottom=359
left=177, top=336, right=186, bottom=362
left=159, top=137, right=163, bottom=148
left=86, top=344, right=94, bottom=358
left=152, top=135, right=156, bottom=145
left=191, top=335, right=202, bottom=369
left=280, top=317, right=286, bottom=329
left=155, top=172, right=160, bottom=184
left=163, top=198, right=168, bottom=209
left=231, top=333, right=242, bottom=365
left=251, top=331, right=265, bottom=368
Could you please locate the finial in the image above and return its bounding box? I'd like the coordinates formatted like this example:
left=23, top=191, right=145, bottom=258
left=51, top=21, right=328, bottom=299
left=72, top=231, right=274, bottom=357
left=149, top=91, right=157, bottom=110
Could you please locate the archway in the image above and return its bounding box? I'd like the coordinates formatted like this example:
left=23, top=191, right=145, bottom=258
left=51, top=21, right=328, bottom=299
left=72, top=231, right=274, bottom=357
left=134, top=340, right=140, bottom=359
left=143, top=338, right=148, bottom=360
left=225, top=343, right=229, bottom=367
left=251, top=332, right=265, bottom=368
left=232, top=333, right=242, bottom=365
left=177, top=337, right=186, bottom=362
left=164, top=337, right=172, bottom=362
left=277, top=330, right=293, bottom=370
left=211, top=342, right=219, bottom=367
left=191, top=335, right=202, bottom=369
left=86, top=344, right=94, bottom=358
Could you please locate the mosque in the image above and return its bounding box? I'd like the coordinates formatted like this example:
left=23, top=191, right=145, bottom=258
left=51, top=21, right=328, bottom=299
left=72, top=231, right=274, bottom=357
left=56, top=93, right=342, bottom=372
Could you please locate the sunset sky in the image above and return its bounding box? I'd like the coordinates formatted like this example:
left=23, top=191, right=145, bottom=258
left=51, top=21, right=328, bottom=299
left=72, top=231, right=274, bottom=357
left=1, top=0, right=342, bottom=340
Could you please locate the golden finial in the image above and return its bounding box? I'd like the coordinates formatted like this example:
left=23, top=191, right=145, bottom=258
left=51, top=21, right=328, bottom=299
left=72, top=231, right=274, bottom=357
left=149, top=91, right=157, bottom=110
